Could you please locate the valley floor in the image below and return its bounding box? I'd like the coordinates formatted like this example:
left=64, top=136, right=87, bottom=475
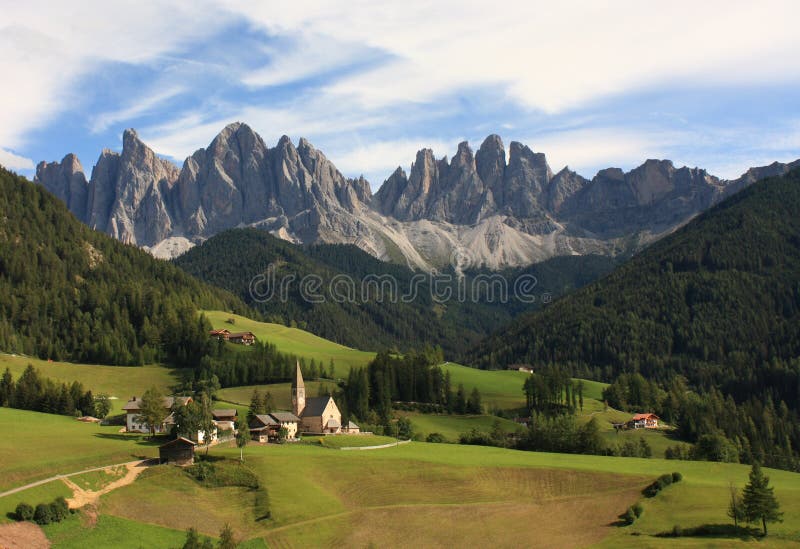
left=2, top=408, right=799, bottom=548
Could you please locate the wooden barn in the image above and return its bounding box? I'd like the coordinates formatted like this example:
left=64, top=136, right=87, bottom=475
left=159, top=437, right=196, bottom=466
left=227, top=332, right=256, bottom=345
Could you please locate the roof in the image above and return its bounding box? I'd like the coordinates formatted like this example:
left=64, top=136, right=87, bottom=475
left=122, top=395, right=192, bottom=412
left=251, top=414, right=279, bottom=427
left=270, top=411, right=300, bottom=423
left=631, top=413, right=659, bottom=420
left=347, top=421, right=359, bottom=429
left=212, top=409, right=238, bottom=419
left=292, top=360, right=305, bottom=390
left=301, top=396, right=335, bottom=417
left=209, top=329, right=230, bottom=336
left=159, top=436, right=196, bottom=448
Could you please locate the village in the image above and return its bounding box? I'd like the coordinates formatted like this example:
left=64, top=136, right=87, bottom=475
left=123, top=362, right=362, bottom=465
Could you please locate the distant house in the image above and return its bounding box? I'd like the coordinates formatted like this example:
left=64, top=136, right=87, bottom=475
left=507, top=365, right=534, bottom=374
left=249, top=414, right=279, bottom=443
left=122, top=395, right=192, bottom=434
left=628, top=413, right=659, bottom=429
left=248, top=412, right=300, bottom=441
left=227, top=332, right=256, bottom=345
left=342, top=421, right=360, bottom=434
left=209, top=329, right=231, bottom=340
left=159, top=437, right=196, bottom=466
left=212, top=409, right=238, bottom=433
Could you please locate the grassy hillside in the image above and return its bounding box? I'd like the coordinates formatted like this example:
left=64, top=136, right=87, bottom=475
left=74, top=443, right=800, bottom=547
left=0, top=408, right=159, bottom=492
left=204, top=310, right=374, bottom=375
left=0, top=354, right=181, bottom=413
left=2, top=407, right=795, bottom=547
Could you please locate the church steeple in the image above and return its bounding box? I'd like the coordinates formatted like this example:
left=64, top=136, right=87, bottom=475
left=292, top=360, right=306, bottom=416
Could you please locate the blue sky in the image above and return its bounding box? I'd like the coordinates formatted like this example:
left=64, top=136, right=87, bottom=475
left=1, top=1, right=799, bottom=190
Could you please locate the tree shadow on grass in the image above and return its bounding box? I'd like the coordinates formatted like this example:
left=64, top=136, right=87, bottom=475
left=655, top=524, right=762, bottom=539
left=92, top=433, right=164, bottom=447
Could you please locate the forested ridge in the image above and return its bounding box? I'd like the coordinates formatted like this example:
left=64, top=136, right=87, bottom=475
left=0, top=168, right=252, bottom=366
left=470, top=169, right=800, bottom=469
left=174, top=228, right=617, bottom=356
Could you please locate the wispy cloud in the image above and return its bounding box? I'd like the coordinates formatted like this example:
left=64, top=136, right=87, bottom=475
left=0, top=149, right=35, bottom=171
left=89, top=86, right=187, bottom=134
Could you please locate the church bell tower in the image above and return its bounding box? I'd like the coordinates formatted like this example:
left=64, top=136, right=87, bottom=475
left=292, top=361, right=306, bottom=416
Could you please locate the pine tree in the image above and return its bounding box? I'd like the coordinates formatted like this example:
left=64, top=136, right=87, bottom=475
left=218, top=523, right=236, bottom=549
left=742, top=463, right=783, bottom=535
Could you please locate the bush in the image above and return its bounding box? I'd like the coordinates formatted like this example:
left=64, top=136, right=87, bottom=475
left=33, top=503, right=53, bottom=525
left=622, top=507, right=637, bottom=525
left=426, top=432, right=446, bottom=443
left=51, top=497, right=70, bottom=521
left=14, top=502, right=34, bottom=521
left=632, top=502, right=644, bottom=517
left=658, top=473, right=673, bottom=486
left=671, top=471, right=683, bottom=482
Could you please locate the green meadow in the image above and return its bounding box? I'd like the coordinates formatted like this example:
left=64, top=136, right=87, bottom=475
left=0, top=353, right=181, bottom=413
left=203, top=310, right=375, bottom=375
left=0, top=408, right=159, bottom=493
left=1, top=407, right=797, bottom=547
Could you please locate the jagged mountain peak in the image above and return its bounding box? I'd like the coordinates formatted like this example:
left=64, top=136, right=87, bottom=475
left=34, top=126, right=800, bottom=270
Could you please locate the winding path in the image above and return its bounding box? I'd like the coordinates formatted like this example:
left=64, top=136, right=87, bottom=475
left=0, top=459, right=156, bottom=500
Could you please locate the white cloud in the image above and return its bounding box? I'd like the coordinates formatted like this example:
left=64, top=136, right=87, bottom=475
left=0, top=1, right=233, bottom=149
left=0, top=149, right=35, bottom=171
left=221, top=0, right=800, bottom=113
left=89, top=86, right=187, bottom=134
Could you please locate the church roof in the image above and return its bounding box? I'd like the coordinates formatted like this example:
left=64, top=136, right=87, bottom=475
left=302, top=396, right=335, bottom=417
left=292, top=361, right=305, bottom=390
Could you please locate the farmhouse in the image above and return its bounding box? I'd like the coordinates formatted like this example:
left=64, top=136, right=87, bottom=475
left=159, top=437, right=196, bottom=466
left=628, top=413, right=660, bottom=429
left=507, top=364, right=535, bottom=374
left=292, top=362, right=343, bottom=434
left=209, top=329, right=231, bottom=340
left=211, top=409, right=238, bottom=432
left=122, top=395, right=192, bottom=434
left=227, top=331, right=256, bottom=345
left=249, top=414, right=279, bottom=442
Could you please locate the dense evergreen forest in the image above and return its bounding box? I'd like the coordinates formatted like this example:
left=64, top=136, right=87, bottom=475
left=174, top=228, right=617, bottom=356
left=0, top=168, right=251, bottom=366
left=470, top=169, right=800, bottom=470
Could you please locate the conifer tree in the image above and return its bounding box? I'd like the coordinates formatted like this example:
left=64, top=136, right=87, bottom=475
left=742, top=463, right=782, bottom=535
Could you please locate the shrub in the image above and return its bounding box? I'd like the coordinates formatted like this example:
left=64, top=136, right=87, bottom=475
left=426, top=432, right=445, bottom=443
left=33, top=503, right=53, bottom=525
left=14, top=502, right=34, bottom=521
left=671, top=525, right=683, bottom=537
left=51, top=497, right=70, bottom=521
left=622, top=507, right=637, bottom=525
left=632, top=502, right=644, bottom=517
left=658, top=473, right=673, bottom=486
left=671, top=471, right=682, bottom=482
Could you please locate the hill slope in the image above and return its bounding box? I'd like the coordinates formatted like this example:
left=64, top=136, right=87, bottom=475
left=0, top=168, right=251, bottom=366
left=470, top=169, right=800, bottom=393
left=175, top=228, right=617, bottom=354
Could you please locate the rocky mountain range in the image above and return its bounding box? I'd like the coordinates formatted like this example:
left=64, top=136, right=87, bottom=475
left=34, top=123, right=800, bottom=270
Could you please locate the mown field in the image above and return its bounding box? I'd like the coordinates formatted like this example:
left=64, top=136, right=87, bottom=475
left=1, top=407, right=797, bottom=548
left=203, top=310, right=375, bottom=375
left=96, top=443, right=800, bottom=548
left=0, top=408, right=159, bottom=493
left=400, top=411, right=522, bottom=442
